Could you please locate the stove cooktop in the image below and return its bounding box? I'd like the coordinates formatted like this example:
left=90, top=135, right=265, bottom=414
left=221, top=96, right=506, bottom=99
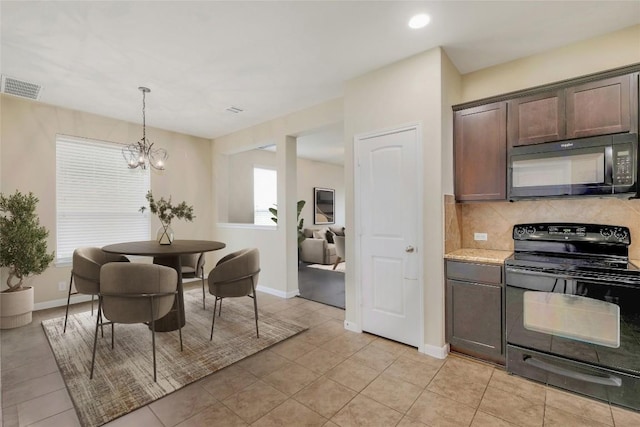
left=506, top=252, right=636, bottom=270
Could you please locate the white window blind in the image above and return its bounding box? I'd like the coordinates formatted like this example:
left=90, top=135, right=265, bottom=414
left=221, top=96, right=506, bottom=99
left=253, top=167, right=277, bottom=226
left=56, top=135, right=150, bottom=263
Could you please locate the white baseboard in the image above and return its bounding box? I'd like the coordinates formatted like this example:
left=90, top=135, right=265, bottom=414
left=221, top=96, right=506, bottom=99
left=344, top=320, right=362, bottom=333
left=419, top=342, right=449, bottom=359
left=34, top=294, right=94, bottom=311
left=256, top=285, right=299, bottom=299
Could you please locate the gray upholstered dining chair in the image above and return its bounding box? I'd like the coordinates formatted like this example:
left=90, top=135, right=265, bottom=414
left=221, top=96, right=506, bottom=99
left=208, top=248, right=260, bottom=340
left=180, top=252, right=206, bottom=309
left=90, top=263, right=182, bottom=382
left=333, top=235, right=345, bottom=270
left=64, top=247, right=129, bottom=333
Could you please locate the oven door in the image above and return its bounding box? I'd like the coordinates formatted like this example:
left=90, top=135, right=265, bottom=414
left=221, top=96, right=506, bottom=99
left=505, top=266, right=640, bottom=410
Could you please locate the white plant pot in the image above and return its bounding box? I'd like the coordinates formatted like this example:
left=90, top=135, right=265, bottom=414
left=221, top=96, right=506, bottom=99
left=0, top=286, right=34, bottom=329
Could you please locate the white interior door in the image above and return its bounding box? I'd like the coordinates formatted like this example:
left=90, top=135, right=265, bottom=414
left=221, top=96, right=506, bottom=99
left=356, top=125, right=421, bottom=347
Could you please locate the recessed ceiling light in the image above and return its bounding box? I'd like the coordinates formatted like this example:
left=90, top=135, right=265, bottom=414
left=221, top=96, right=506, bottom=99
left=408, top=13, right=430, bottom=29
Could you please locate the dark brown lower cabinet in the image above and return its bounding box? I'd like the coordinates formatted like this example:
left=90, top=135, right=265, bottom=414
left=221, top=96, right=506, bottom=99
left=446, top=260, right=504, bottom=364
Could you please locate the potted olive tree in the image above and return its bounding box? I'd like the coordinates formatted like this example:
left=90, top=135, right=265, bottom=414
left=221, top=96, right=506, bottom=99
left=0, top=191, right=55, bottom=328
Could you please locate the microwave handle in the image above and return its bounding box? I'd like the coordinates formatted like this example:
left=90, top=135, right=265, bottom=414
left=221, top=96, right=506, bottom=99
left=605, top=146, right=613, bottom=186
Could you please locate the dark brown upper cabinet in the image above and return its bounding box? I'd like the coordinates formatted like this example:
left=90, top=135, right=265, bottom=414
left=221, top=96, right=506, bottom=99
left=566, top=74, right=632, bottom=139
left=508, top=90, right=565, bottom=147
left=507, top=73, right=637, bottom=148
left=454, top=102, right=507, bottom=201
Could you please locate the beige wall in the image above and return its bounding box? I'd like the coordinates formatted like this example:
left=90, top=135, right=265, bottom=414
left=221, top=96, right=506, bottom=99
left=219, top=148, right=345, bottom=228
left=297, top=158, right=345, bottom=229
left=344, top=47, right=455, bottom=354
left=461, top=25, right=640, bottom=102
left=212, top=98, right=343, bottom=296
left=0, top=95, right=212, bottom=305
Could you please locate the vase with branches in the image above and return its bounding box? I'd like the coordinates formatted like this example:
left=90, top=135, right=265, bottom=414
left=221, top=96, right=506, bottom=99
left=140, top=191, right=195, bottom=245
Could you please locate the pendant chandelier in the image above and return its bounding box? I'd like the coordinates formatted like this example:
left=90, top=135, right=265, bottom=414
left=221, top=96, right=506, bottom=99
left=122, top=87, right=168, bottom=170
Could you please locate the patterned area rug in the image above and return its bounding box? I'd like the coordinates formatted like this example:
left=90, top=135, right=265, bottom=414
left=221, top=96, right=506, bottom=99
left=42, top=289, right=306, bottom=427
left=307, top=262, right=345, bottom=273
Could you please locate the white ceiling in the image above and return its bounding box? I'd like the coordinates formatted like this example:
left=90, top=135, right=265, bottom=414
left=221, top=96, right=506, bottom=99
left=1, top=1, right=639, bottom=145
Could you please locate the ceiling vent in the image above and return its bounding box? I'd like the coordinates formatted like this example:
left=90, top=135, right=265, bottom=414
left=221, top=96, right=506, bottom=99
left=1, top=75, right=43, bottom=100
left=225, top=106, right=243, bottom=114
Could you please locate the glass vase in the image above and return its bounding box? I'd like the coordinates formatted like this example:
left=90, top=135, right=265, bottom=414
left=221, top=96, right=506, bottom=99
left=156, top=222, right=174, bottom=245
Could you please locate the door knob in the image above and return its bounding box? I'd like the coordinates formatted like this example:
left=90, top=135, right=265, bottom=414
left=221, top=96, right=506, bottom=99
left=405, top=246, right=415, bottom=253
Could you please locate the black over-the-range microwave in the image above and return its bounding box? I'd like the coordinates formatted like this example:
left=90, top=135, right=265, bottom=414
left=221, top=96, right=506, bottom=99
left=508, top=133, right=639, bottom=200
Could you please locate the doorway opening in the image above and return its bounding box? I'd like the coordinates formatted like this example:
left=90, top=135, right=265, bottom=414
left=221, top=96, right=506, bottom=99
left=294, top=123, right=346, bottom=309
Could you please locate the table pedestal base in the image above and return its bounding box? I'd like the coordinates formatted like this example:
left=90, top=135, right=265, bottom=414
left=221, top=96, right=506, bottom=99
left=151, top=256, right=186, bottom=332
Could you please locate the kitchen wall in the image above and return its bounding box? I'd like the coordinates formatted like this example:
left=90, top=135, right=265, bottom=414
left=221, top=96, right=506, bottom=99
left=0, top=94, right=212, bottom=306
left=461, top=25, right=640, bottom=102
left=455, top=198, right=640, bottom=261
left=448, top=24, right=640, bottom=260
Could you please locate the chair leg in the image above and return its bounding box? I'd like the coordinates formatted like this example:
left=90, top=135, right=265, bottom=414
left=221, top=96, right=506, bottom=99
left=63, top=272, right=73, bottom=333
left=97, top=303, right=105, bottom=339
left=201, top=267, right=206, bottom=310
left=90, top=298, right=102, bottom=379
left=332, top=257, right=342, bottom=270
left=90, top=294, right=94, bottom=316
left=210, top=296, right=218, bottom=340
left=218, top=298, right=223, bottom=316
left=176, top=292, right=183, bottom=352
left=151, top=297, right=157, bottom=382
left=252, top=279, right=259, bottom=339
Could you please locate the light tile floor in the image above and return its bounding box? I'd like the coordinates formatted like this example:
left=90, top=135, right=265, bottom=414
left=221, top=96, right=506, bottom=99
left=2, top=283, right=640, bottom=427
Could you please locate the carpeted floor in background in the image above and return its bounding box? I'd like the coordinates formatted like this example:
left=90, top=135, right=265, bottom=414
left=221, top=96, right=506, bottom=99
left=306, top=262, right=345, bottom=273
left=42, top=288, right=306, bottom=427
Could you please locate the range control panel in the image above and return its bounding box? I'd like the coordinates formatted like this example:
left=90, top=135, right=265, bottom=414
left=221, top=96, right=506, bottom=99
left=513, top=223, right=630, bottom=245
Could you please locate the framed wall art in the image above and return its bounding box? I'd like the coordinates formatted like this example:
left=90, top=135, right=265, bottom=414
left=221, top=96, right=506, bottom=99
left=314, top=187, right=335, bottom=224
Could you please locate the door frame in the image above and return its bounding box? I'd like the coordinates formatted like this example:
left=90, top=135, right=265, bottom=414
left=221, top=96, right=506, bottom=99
left=353, top=122, right=424, bottom=350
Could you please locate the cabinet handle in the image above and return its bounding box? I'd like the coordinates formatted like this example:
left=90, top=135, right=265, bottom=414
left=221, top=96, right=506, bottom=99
left=405, top=246, right=415, bottom=253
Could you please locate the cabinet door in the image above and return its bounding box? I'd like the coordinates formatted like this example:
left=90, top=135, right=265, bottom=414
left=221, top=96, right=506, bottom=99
left=454, top=102, right=507, bottom=201
left=566, top=74, right=631, bottom=139
left=446, top=279, right=503, bottom=361
left=508, top=90, right=565, bottom=147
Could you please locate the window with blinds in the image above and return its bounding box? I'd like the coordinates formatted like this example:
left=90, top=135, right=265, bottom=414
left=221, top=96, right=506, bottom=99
left=253, top=166, right=277, bottom=226
left=56, top=135, right=150, bottom=263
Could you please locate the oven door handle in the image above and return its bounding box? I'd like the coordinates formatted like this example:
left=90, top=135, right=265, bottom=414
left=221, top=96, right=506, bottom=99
left=523, top=356, right=622, bottom=387
left=506, top=267, right=573, bottom=280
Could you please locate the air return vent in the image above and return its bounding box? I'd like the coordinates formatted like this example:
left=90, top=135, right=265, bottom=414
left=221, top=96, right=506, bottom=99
left=225, top=106, right=243, bottom=113
left=1, top=75, right=43, bottom=100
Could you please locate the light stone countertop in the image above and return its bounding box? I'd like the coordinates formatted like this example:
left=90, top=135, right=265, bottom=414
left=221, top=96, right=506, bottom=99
left=444, top=248, right=513, bottom=265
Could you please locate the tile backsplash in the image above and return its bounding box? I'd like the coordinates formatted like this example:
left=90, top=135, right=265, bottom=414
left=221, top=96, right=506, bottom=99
left=445, top=195, right=640, bottom=260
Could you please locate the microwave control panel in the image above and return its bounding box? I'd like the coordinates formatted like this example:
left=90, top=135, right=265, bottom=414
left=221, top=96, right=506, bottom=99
left=613, top=144, right=634, bottom=185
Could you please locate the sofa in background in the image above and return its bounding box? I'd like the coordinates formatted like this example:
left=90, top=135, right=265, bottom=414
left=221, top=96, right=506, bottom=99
left=300, top=226, right=345, bottom=265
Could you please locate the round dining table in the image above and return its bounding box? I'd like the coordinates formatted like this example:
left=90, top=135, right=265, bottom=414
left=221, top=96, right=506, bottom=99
left=102, top=240, right=226, bottom=332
